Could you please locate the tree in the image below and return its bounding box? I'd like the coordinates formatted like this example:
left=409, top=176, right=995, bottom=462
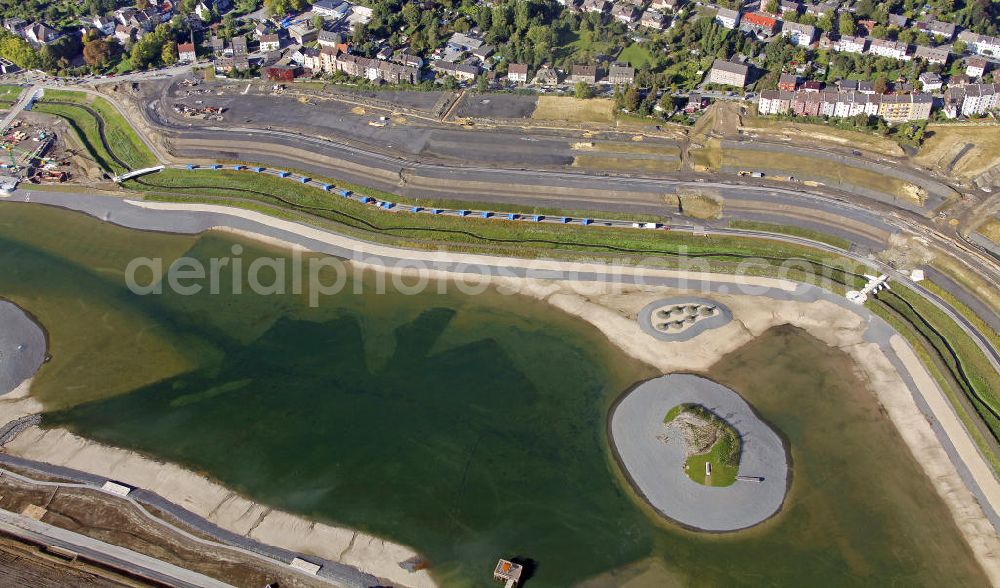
left=838, top=13, right=856, bottom=37
left=574, top=81, right=593, bottom=99
left=83, top=38, right=112, bottom=66
left=311, top=14, right=324, bottom=32
left=873, top=75, right=888, bottom=93
left=623, top=85, right=640, bottom=111
left=476, top=74, right=488, bottom=92
left=161, top=40, right=178, bottom=65
left=764, top=0, right=779, bottom=14
left=136, top=0, right=150, bottom=9
left=402, top=3, right=420, bottom=29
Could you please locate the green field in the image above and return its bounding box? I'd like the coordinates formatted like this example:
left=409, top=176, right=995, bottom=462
left=34, top=90, right=156, bottom=174
left=664, top=403, right=741, bottom=487
left=729, top=220, right=852, bottom=250
left=126, top=169, right=870, bottom=286
left=618, top=44, right=655, bottom=69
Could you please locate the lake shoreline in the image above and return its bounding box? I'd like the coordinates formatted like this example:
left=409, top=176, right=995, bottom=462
left=2, top=192, right=999, bottom=584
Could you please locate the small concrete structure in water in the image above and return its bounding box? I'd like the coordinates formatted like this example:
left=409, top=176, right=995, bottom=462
left=610, top=374, right=788, bottom=531
left=493, top=559, right=523, bottom=588
left=638, top=297, right=732, bottom=341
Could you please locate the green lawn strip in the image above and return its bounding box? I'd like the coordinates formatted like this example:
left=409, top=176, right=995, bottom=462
left=32, top=102, right=124, bottom=174
left=127, top=170, right=869, bottom=271
left=728, top=220, right=852, bottom=250
left=217, top=159, right=667, bottom=224
left=0, top=85, right=22, bottom=101
left=87, top=98, right=156, bottom=169
left=873, top=287, right=1000, bottom=441
left=923, top=280, right=1000, bottom=351
left=37, top=90, right=155, bottom=171
left=618, top=44, right=655, bottom=69
left=868, top=302, right=1000, bottom=476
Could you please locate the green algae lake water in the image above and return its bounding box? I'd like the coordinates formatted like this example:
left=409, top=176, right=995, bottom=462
left=0, top=203, right=989, bottom=586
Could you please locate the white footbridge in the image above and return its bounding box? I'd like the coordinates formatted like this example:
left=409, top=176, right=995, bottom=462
left=846, top=274, right=889, bottom=305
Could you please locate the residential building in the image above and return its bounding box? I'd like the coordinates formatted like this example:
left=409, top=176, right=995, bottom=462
left=878, top=92, right=933, bottom=122
left=857, top=80, right=874, bottom=94
left=805, top=1, right=836, bottom=17
left=640, top=9, right=666, bottom=30
left=917, top=19, right=956, bottom=41
left=231, top=35, right=247, bottom=56
left=177, top=42, right=197, bottom=63
left=966, top=57, right=988, bottom=79
left=801, top=80, right=822, bottom=92
left=957, top=31, right=1000, bottom=57
left=114, top=24, right=137, bottom=44
left=210, top=36, right=225, bottom=55
left=740, top=12, right=778, bottom=36
left=919, top=72, right=943, bottom=91
left=23, top=22, right=61, bottom=46
left=779, top=0, right=800, bottom=15
left=394, top=52, right=423, bottom=68
left=943, top=82, right=1000, bottom=118
left=758, top=89, right=794, bottom=115
left=582, top=0, right=610, bottom=14
left=775, top=73, right=796, bottom=91
left=714, top=7, right=740, bottom=29
left=888, top=13, right=907, bottom=28
left=781, top=21, right=815, bottom=47
left=472, top=44, right=494, bottom=60
left=767, top=89, right=932, bottom=121
left=836, top=79, right=858, bottom=91
left=433, top=60, right=479, bottom=82
left=650, top=0, right=680, bottom=11
left=914, top=44, right=949, bottom=65
left=92, top=15, right=116, bottom=36
left=259, top=33, right=281, bottom=52
left=833, top=36, right=866, bottom=54
left=533, top=66, right=560, bottom=86
left=611, top=3, right=639, bottom=23
left=608, top=62, right=635, bottom=85
left=447, top=32, right=484, bottom=52
left=570, top=64, right=598, bottom=84
left=331, top=53, right=421, bottom=84
left=684, top=92, right=708, bottom=112
left=868, top=38, right=910, bottom=61
left=507, top=63, right=529, bottom=83
left=708, top=59, right=748, bottom=87
left=318, top=28, right=343, bottom=47
left=289, top=22, right=319, bottom=44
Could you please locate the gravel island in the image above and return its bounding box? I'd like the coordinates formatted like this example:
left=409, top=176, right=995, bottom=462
left=610, top=374, right=788, bottom=532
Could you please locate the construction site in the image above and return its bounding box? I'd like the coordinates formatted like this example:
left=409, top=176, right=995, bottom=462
left=0, top=118, right=72, bottom=190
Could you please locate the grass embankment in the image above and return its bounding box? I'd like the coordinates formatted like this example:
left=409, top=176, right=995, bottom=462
left=532, top=96, right=614, bottom=123
left=741, top=115, right=905, bottom=157
left=729, top=220, right=852, bottom=250
left=572, top=154, right=682, bottom=173
left=664, top=403, right=741, bottom=487
left=0, top=84, right=22, bottom=108
left=722, top=148, right=926, bottom=204
left=33, top=90, right=156, bottom=174
left=126, top=169, right=869, bottom=284
left=871, top=284, right=1000, bottom=473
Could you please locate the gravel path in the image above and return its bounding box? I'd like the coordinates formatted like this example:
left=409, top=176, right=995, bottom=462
left=610, top=374, right=788, bottom=531
left=0, top=301, right=46, bottom=396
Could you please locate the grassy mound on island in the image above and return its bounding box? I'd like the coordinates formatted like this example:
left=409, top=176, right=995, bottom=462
left=665, top=403, right=741, bottom=487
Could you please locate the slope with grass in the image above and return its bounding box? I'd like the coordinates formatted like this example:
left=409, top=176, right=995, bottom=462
left=665, top=403, right=741, bottom=487
left=33, top=90, right=156, bottom=174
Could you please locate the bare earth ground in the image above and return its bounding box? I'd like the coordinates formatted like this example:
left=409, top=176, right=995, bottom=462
left=0, top=476, right=331, bottom=588
left=3, top=201, right=1000, bottom=586
left=978, top=218, right=1000, bottom=245
left=915, top=123, right=1000, bottom=180
left=0, top=533, right=142, bottom=587
left=532, top=96, right=615, bottom=123
left=740, top=112, right=904, bottom=157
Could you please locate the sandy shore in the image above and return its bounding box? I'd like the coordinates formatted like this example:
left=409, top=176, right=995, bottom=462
left=4, top=195, right=1000, bottom=584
